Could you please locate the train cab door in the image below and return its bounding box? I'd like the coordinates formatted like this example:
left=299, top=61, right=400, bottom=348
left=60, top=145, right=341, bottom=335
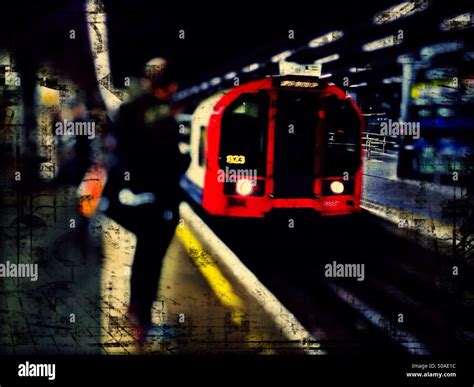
left=273, top=91, right=319, bottom=198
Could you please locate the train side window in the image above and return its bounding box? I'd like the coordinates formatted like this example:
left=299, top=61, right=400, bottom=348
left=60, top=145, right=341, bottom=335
left=198, top=125, right=206, bottom=167
left=323, top=97, right=362, bottom=176
left=219, top=92, right=269, bottom=173
left=231, top=100, right=260, bottom=118
left=326, top=98, right=360, bottom=147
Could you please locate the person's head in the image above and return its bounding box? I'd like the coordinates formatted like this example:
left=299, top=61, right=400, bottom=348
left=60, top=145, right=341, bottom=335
left=143, top=57, right=178, bottom=100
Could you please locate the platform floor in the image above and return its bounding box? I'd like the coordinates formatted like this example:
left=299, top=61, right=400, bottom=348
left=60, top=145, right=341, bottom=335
left=0, top=187, right=306, bottom=354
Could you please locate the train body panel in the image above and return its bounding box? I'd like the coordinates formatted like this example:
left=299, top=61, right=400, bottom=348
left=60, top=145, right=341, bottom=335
left=182, top=75, right=364, bottom=218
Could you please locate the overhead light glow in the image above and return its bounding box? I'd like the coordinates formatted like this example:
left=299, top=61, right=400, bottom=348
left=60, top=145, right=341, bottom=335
left=440, top=13, right=473, bottom=31
left=319, top=73, right=332, bottom=79
left=383, top=76, right=403, bottom=84
left=350, top=82, right=368, bottom=88
left=210, top=77, right=221, bottom=86
left=308, top=30, right=344, bottom=48
left=224, top=71, right=237, bottom=80
left=349, top=64, right=372, bottom=73
left=271, top=50, right=294, bottom=63
left=314, top=53, right=340, bottom=64
left=242, top=63, right=260, bottom=73
left=175, top=90, right=187, bottom=100
left=363, top=35, right=403, bottom=52
left=200, top=82, right=209, bottom=90
left=420, top=41, right=464, bottom=59
left=373, top=1, right=430, bottom=25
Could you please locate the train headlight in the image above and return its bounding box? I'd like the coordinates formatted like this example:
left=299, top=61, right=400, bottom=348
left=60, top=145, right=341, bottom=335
left=330, top=181, right=344, bottom=194
left=236, top=179, right=254, bottom=196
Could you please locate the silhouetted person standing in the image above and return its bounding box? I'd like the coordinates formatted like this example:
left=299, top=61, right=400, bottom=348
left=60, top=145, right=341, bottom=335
left=104, top=58, right=189, bottom=341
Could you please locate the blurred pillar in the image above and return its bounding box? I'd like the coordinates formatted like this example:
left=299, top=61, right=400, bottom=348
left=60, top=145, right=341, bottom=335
left=397, top=54, right=419, bottom=123
left=16, top=57, right=38, bottom=176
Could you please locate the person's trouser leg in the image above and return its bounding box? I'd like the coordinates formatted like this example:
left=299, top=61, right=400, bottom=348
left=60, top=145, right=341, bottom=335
left=129, top=216, right=177, bottom=327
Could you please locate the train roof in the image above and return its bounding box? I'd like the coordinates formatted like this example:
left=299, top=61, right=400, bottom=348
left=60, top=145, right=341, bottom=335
left=192, top=75, right=348, bottom=121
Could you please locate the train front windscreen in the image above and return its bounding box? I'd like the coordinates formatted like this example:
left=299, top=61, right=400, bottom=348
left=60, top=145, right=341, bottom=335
left=323, top=97, right=362, bottom=177
left=217, top=88, right=361, bottom=199
left=218, top=91, right=269, bottom=177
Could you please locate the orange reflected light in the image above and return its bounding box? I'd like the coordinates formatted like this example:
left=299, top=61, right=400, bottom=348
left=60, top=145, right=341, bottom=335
left=77, top=163, right=107, bottom=217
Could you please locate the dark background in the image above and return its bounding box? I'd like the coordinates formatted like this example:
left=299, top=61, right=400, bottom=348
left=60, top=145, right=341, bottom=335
left=0, top=0, right=471, bottom=91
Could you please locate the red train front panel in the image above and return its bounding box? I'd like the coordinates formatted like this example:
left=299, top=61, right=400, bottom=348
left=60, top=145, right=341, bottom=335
left=202, top=76, right=364, bottom=218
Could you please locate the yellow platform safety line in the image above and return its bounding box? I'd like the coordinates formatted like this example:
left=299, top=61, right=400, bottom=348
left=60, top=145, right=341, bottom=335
left=176, top=223, right=246, bottom=326
left=176, top=223, right=277, bottom=354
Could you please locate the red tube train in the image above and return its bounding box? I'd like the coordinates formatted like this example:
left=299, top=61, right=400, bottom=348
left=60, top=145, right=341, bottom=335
left=181, top=74, right=364, bottom=218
